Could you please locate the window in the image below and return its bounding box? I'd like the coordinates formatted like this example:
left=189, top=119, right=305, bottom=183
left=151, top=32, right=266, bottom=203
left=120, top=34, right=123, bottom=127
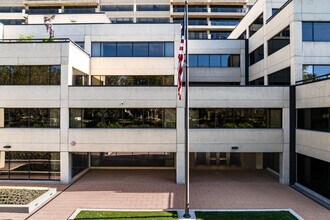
left=297, top=154, right=330, bottom=199
left=210, top=31, right=231, bottom=39
left=249, top=13, right=263, bottom=37
left=0, top=19, right=25, bottom=25
left=0, top=152, right=60, bottom=181
left=72, top=153, right=89, bottom=178
left=249, top=45, right=264, bottom=65
left=210, top=6, right=244, bottom=13
left=91, top=75, right=173, bottom=86
left=268, top=67, right=290, bottom=85
left=28, top=7, right=60, bottom=14
left=110, top=18, right=133, bottom=23
left=0, top=7, right=23, bottom=13
left=72, top=68, right=89, bottom=86
left=268, top=26, right=290, bottom=55
left=136, top=18, right=170, bottom=23
left=100, top=5, right=133, bottom=11
left=2, top=108, right=60, bottom=128
left=189, top=54, right=240, bottom=67
left=70, top=108, right=176, bottom=128
left=0, top=65, right=60, bottom=85
left=189, top=19, right=208, bottom=26
left=190, top=108, right=282, bottom=128
left=249, top=77, right=264, bottom=85
left=136, top=5, right=169, bottom=11
left=303, top=65, right=330, bottom=81
left=297, top=108, right=330, bottom=132
left=64, top=6, right=96, bottom=14
left=238, top=31, right=247, bottom=39
left=187, top=6, right=207, bottom=12
left=91, top=152, right=174, bottom=167
left=75, top=41, right=84, bottom=49
left=302, top=22, right=330, bottom=41
left=210, top=19, right=240, bottom=26
left=272, top=8, right=279, bottom=15
left=91, top=42, right=174, bottom=57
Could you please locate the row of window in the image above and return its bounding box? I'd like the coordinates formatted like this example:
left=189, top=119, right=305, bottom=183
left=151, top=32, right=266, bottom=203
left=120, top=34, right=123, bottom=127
left=249, top=67, right=291, bottom=86
left=189, top=54, right=240, bottom=67
left=190, top=108, right=282, bottom=128
left=0, top=19, right=25, bottom=25
left=1, top=108, right=282, bottom=129
left=0, top=7, right=23, bottom=13
left=91, top=75, right=174, bottom=86
left=27, top=6, right=97, bottom=14
left=302, top=22, right=330, bottom=42
left=0, top=152, right=60, bottom=181
left=91, top=152, right=174, bottom=167
left=2, top=108, right=60, bottom=128
left=249, top=13, right=263, bottom=37
left=172, top=5, right=244, bottom=13
left=173, top=18, right=240, bottom=26
left=0, top=66, right=61, bottom=85
left=70, top=108, right=176, bottom=129
left=297, top=108, right=330, bottom=132
left=91, top=42, right=174, bottom=57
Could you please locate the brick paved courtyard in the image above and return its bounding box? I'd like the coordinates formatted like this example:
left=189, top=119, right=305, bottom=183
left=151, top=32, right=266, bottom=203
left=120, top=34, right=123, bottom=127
left=0, top=169, right=329, bottom=220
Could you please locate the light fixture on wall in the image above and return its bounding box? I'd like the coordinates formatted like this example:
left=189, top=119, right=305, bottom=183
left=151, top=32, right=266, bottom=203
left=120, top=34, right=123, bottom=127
left=70, top=141, right=76, bottom=146
left=3, top=145, right=11, bottom=149
left=231, top=146, right=239, bottom=150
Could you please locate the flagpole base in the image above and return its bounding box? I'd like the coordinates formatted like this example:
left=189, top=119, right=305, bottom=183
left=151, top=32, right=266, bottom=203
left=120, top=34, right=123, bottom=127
left=183, top=213, right=191, bottom=218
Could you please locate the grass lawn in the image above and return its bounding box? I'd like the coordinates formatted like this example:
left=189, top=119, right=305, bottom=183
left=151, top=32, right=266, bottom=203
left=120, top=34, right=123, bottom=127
left=196, top=211, right=298, bottom=220
left=75, top=211, right=178, bottom=220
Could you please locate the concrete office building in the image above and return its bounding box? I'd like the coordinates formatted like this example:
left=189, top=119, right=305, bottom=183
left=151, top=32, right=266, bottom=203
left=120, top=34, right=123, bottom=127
left=0, top=0, right=329, bottom=208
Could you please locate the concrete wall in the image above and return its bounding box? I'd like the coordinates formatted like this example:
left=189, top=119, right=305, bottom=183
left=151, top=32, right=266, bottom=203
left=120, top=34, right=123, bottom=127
left=296, top=80, right=330, bottom=109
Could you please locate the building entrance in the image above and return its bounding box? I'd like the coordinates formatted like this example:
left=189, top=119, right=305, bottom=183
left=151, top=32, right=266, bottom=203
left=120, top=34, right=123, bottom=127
left=90, top=152, right=175, bottom=168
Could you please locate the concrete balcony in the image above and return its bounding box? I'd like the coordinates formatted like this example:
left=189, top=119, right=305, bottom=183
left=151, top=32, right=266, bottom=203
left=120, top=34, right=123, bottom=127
left=27, top=13, right=109, bottom=24
left=24, top=0, right=100, bottom=6
left=68, top=129, right=177, bottom=152
left=68, top=86, right=177, bottom=108
left=0, top=86, right=61, bottom=108
left=190, top=129, right=284, bottom=152
left=0, top=129, right=60, bottom=152
left=171, top=0, right=246, bottom=5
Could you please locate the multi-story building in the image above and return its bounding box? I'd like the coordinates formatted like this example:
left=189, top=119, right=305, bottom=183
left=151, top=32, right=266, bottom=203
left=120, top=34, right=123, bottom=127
left=0, top=0, right=248, bottom=39
left=0, top=0, right=329, bottom=209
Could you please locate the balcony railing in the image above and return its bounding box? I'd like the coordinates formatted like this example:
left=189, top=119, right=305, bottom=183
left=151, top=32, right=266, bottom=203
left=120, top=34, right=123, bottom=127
left=296, top=73, right=330, bottom=85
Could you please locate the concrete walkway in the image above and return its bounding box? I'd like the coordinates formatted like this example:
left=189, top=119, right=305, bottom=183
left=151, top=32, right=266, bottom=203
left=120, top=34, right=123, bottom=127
left=0, top=169, right=329, bottom=220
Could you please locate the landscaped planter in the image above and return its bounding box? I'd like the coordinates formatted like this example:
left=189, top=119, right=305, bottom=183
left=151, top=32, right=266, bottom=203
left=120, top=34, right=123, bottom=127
left=0, top=187, right=56, bottom=213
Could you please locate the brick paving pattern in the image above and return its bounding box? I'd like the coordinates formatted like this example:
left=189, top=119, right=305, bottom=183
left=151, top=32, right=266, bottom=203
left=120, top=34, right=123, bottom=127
left=0, top=170, right=329, bottom=220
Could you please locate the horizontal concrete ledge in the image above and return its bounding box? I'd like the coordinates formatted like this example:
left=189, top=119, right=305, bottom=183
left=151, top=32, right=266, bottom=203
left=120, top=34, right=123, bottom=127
left=0, top=187, right=56, bottom=213
left=68, top=208, right=304, bottom=220
left=292, top=184, right=330, bottom=210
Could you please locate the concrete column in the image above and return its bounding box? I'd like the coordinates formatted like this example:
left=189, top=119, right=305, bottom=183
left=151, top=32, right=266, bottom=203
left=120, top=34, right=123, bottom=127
left=279, top=145, right=290, bottom=185
left=176, top=107, right=185, bottom=184
left=256, top=153, right=263, bottom=169
left=176, top=145, right=185, bottom=184
left=0, top=108, right=4, bottom=127
left=0, top=151, right=5, bottom=169
left=60, top=151, right=71, bottom=183
left=84, top=35, right=92, bottom=55
left=280, top=107, right=290, bottom=185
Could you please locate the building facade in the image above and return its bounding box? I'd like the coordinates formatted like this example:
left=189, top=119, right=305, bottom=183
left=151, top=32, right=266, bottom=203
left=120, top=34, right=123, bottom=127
left=0, top=0, right=329, bottom=209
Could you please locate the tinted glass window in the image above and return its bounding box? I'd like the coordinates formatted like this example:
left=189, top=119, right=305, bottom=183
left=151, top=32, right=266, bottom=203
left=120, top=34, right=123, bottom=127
left=165, top=42, right=174, bottom=57
left=249, top=45, right=264, bottom=65
left=149, top=43, right=164, bottom=57
left=268, top=26, right=290, bottom=55
left=189, top=55, right=198, bottom=67
left=313, top=22, right=330, bottom=41
left=102, top=42, right=116, bottom=57
left=198, top=55, right=209, bottom=67
left=117, top=43, right=132, bottom=57
left=210, top=55, right=221, bottom=67
left=302, top=22, right=313, bottom=41
left=249, top=13, right=263, bottom=37
left=268, top=67, right=291, bottom=85
left=297, top=108, right=330, bottom=132
left=133, top=42, right=149, bottom=57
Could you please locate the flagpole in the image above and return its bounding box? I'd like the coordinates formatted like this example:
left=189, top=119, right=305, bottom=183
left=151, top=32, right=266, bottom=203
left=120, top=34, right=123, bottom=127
left=183, top=0, right=190, bottom=218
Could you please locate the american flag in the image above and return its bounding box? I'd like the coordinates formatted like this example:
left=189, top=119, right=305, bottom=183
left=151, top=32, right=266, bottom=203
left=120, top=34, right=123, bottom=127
left=177, top=27, right=185, bottom=100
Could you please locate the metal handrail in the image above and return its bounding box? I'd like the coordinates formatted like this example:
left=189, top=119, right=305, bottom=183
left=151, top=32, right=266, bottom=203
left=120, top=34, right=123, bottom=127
left=296, top=73, right=330, bottom=85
